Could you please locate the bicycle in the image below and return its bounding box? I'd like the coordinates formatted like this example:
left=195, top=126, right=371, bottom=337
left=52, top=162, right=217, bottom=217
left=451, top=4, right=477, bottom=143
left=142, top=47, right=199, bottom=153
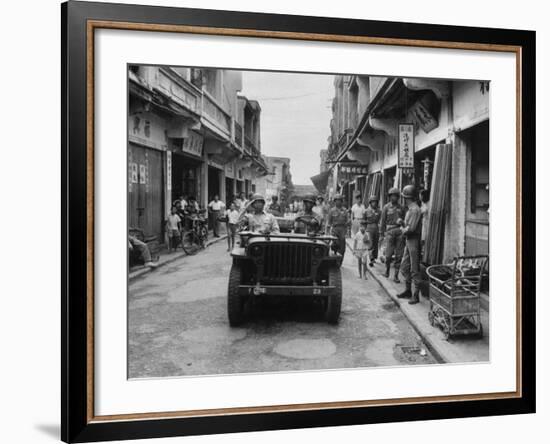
left=181, top=212, right=208, bottom=255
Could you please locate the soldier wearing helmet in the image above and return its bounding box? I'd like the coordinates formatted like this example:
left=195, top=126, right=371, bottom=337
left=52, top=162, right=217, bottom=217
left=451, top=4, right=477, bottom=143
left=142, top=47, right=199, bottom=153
left=363, top=194, right=381, bottom=267
left=294, top=194, right=322, bottom=234
left=326, top=194, right=349, bottom=261
left=397, top=184, right=423, bottom=304
left=239, top=193, right=280, bottom=234
left=379, top=187, right=405, bottom=282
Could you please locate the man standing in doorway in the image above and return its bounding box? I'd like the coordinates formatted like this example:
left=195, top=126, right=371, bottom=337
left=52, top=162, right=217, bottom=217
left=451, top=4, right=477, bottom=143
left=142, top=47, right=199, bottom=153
left=379, top=187, right=405, bottom=283
left=326, top=194, right=349, bottom=262
left=397, top=185, right=423, bottom=305
left=208, top=194, right=225, bottom=238
left=364, top=195, right=381, bottom=267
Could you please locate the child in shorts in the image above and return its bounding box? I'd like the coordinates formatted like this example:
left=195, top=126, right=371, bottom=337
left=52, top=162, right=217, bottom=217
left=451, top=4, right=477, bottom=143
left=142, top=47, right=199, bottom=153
left=353, top=223, right=371, bottom=279
left=166, top=206, right=182, bottom=252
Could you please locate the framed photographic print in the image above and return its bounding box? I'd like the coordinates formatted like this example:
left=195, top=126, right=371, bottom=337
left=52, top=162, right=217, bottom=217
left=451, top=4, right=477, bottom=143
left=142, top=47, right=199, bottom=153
left=61, top=1, right=535, bottom=442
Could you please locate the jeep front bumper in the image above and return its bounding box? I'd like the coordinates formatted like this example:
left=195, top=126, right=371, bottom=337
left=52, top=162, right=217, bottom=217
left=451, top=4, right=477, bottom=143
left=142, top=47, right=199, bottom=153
left=238, top=285, right=336, bottom=297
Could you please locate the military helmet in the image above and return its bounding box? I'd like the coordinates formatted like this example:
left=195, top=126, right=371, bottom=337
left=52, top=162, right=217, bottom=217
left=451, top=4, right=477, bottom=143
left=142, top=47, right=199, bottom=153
left=388, top=187, right=400, bottom=196
left=368, top=195, right=378, bottom=203
left=401, top=185, right=417, bottom=199
left=249, top=193, right=266, bottom=205
left=303, top=194, right=316, bottom=204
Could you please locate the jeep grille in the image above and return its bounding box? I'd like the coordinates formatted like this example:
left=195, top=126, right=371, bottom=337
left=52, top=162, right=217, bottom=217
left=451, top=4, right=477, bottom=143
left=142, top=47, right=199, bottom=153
left=262, top=243, right=313, bottom=282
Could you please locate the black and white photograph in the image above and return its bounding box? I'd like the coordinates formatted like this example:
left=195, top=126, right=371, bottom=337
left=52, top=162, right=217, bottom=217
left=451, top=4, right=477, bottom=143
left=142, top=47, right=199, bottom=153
left=127, top=66, right=490, bottom=378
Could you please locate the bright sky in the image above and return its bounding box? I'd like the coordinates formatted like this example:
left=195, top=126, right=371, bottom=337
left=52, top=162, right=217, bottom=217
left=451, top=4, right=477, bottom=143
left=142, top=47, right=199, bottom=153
left=241, top=71, right=334, bottom=185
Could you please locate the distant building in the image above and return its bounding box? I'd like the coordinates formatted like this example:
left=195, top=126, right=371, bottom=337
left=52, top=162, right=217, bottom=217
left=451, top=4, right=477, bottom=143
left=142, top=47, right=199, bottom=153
left=291, top=184, right=317, bottom=201
left=254, top=156, right=293, bottom=203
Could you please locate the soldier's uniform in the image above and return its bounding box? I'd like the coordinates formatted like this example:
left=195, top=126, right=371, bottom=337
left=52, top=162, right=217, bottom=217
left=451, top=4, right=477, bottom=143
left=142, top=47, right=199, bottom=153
left=326, top=197, right=349, bottom=260
left=240, top=211, right=280, bottom=234
left=294, top=209, right=322, bottom=234
left=379, top=193, right=405, bottom=281
left=295, top=195, right=322, bottom=234
left=239, top=194, right=280, bottom=234
left=399, top=202, right=423, bottom=300
left=364, top=200, right=381, bottom=264
left=398, top=185, right=423, bottom=304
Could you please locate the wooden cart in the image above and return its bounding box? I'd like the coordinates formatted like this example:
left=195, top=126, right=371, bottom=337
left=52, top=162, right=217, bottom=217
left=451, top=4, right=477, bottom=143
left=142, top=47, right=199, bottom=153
left=426, top=255, right=488, bottom=340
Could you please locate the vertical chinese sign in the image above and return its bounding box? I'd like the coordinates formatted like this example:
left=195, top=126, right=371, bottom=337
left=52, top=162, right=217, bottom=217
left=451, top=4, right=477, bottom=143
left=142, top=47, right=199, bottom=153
left=398, top=123, right=415, bottom=171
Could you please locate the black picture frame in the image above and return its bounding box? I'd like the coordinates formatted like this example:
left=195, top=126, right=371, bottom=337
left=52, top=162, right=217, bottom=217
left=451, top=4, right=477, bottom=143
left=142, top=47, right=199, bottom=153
left=62, top=1, right=536, bottom=442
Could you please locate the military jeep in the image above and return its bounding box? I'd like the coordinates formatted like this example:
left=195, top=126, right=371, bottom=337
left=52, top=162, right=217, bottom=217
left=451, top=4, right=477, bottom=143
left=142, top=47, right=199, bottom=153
left=227, top=215, right=343, bottom=326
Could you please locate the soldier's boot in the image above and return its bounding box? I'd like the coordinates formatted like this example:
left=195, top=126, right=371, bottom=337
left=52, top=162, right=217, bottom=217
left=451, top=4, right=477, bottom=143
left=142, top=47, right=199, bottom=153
left=397, top=285, right=412, bottom=299
left=382, top=264, right=390, bottom=278
left=408, top=289, right=420, bottom=305
left=393, top=269, right=401, bottom=283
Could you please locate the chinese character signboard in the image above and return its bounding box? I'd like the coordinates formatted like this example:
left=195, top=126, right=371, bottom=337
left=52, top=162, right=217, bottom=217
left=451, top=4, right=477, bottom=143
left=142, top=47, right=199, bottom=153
left=398, top=123, right=415, bottom=169
left=181, top=132, right=204, bottom=157
left=339, top=164, right=369, bottom=181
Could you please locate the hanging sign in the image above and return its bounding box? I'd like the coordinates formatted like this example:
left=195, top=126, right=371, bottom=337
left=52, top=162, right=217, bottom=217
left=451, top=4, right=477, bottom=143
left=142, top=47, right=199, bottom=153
left=339, top=164, right=368, bottom=181
left=398, top=123, right=415, bottom=169
left=181, top=132, right=204, bottom=157
left=166, top=151, right=172, bottom=191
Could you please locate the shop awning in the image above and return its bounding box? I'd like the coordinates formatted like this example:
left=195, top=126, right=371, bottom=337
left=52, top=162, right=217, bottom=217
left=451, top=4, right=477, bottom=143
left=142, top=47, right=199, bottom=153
left=310, top=170, right=331, bottom=194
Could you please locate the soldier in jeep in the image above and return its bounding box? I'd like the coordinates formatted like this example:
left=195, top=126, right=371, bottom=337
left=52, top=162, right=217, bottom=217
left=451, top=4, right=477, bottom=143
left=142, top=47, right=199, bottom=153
left=239, top=193, right=280, bottom=234
left=294, top=194, right=322, bottom=235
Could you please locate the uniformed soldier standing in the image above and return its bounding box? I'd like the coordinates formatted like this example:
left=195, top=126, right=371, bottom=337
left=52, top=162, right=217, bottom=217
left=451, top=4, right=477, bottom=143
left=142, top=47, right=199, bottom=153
left=379, top=187, right=405, bottom=283
left=397, top=185, right=423, bottom=304
left=326, top=194, right=349, bottom=261
left=364, top=195, right=381, bottom=267
left=294, top=194, right=322, bottom=234
left=239, top=193, right=280, bottom=234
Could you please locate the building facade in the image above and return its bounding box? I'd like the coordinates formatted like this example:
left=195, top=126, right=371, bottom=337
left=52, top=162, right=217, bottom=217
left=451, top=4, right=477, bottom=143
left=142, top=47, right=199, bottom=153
left=325, top=75, right=489, bottom=264
left=128, top=66, right=268, bottom=242
left=254, top=156, right=293, bottom=203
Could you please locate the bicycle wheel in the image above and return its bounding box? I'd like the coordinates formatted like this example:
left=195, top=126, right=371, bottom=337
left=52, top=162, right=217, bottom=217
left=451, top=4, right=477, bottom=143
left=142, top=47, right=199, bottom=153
left=200, top=224, right=208, bottom=242
left=181, top=231, right=200, bottom=255
left=199, top=226, right=208, bottom=248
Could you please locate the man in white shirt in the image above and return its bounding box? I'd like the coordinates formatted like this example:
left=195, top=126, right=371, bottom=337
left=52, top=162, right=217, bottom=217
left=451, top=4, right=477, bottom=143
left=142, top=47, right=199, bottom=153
left=350, top=194, right=366, bottom=237
left=208, top=195, right=225, bottom=237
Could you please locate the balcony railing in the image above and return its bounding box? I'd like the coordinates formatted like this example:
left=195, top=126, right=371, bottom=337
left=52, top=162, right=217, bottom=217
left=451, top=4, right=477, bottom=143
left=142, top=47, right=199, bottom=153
left=156, top=68, right=201, bottom=114
left=201, top=91, right=232, bottom=137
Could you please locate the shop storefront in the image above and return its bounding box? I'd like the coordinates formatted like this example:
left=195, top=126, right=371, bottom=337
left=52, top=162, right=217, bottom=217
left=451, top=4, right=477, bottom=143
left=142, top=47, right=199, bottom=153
left=171, top=152, right=201, bottom=203
left=207, top=164, right=222, bottom=201
left=170, top=131, right=204, bottom=204
left=128, top=142, right=165, bottom=241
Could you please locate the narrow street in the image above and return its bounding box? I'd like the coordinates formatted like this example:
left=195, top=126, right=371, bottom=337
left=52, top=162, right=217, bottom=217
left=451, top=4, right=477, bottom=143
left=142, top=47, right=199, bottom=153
left=128, top=241, right=436, bottom=379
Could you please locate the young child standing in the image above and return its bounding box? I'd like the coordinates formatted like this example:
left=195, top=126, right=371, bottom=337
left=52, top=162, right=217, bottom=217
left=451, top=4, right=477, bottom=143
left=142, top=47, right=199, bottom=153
left=166, top=206, right=182, bottom=252
left=353, top=223, right=371, bottom=279
left=225, top=202, right=240, bottom=252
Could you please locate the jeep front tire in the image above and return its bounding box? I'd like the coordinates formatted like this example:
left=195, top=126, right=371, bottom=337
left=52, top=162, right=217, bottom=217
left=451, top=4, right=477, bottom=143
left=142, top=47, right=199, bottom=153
left=228, top=263, right=245, bottom=326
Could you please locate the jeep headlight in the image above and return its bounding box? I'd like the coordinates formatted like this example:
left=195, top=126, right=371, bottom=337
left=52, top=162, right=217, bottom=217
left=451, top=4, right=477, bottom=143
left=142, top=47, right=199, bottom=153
left=313, top=246, right=324, bottom=257
left=250, top=245, right=263, bottom=257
